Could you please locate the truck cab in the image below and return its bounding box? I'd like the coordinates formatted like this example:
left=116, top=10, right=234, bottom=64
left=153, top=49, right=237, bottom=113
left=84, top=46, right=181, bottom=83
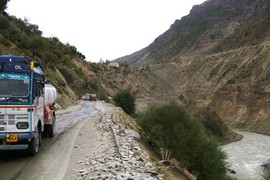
left=0, top=54, right=55, bottom=155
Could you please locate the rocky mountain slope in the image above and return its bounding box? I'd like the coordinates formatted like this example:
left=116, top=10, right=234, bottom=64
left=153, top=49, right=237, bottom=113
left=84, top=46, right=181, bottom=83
left=1, top=0, right=265, bottom=139
left=114, top=0, right=270, bottom=134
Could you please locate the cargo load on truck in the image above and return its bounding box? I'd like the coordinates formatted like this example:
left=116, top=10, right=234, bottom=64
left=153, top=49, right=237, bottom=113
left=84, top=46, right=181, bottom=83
left=0, top=54, right=57, bottom=155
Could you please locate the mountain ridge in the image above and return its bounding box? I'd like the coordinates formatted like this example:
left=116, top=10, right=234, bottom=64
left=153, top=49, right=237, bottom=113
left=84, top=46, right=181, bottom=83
left=113, top=0, right=270, bottom=134
left=115, top=0, right=270, bottom=65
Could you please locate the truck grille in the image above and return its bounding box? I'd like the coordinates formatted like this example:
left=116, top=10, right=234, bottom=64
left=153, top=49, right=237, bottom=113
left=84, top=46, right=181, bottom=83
left=0, top=115, right=4, bottom=131
left=0, top=114, right=29, bottom=131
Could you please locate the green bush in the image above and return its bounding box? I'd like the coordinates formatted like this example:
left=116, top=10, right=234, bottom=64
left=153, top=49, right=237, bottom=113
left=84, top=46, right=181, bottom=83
left=226, top=79, right=235, bottom=85
left=0, top=15, right=10, bottom=30
left=44, top=52, right=58, bottom=66
left=59, top=67, right=73, bottom=84
left=204, top=114, right=224, bottom=139
left=138, top=102, right=227, bottom=180
left=9, top=29, right=21, bottom=42
left=97, top=87, right=110, bottom=103
left=62, top=55, right=72, bottom=65
left=90, top=62, right=100, bottom=72
left=113, top=90, right=135, bottom=115
left=0, top=35, right=10, bottom=46
left=119, top=61, right=129, bottom=68
left=18, top=36, right=31, bottom=49
left=263, top=168, right=270, bottom=180
left=72, top=66, right=85, bottom=78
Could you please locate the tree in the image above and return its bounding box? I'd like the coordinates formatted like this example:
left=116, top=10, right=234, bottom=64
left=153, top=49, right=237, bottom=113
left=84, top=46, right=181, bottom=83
left=113, top=90, right=135, bottom=115
left=62, top=55, right=71, bottom=64
left=29, top=35, right=45, bottom=58
left=77, top=52, right=85, bottom=60
left=44, top=52, right=57, bottom=67
left=139, top=102, right=227, bottom=180
left=0, top=0, right=10, bottom=12
left=28, top=24, right=42, bottom=36
left=19, top=35, right=31, bottom=49
left=69, top=45, right=77, bottom=56
left=0, top=15, right=10, bottom=32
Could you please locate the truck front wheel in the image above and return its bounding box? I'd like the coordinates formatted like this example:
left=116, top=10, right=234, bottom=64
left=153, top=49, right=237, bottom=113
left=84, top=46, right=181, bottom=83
left=27, top=128, right=41, bottom=156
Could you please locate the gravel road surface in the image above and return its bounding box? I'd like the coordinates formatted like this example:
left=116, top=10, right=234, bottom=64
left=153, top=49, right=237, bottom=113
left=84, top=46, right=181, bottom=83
left=0, top=101, right=163, bottom=180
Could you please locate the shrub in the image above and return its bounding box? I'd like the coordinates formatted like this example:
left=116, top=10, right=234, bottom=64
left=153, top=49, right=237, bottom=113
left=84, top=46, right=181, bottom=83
left=9, top=29, right=21, bottom=42
left=113, top=90, right=135, bottom=115
left=73, top=67, right=85, bottom=78
left=0, top=15, right=10, bottom=30
left=97, top=87, right=110, bottom=103
left=19, top=36, right=31, bottom=49
left=226, top=79, right=235, bottom=85
left=178, top=94, right=187, bottom=104
left=90, top=62, right=100, bottom=72
left=138, top=102, right=227, bottom=180
left=204, top=113, right=224, bottom=139
left=59, top=67, right=73, bottom=84
left=0, top=35, right=10, bottom=46
left=263, top=168, right=270, bottom=180
left=119, top=61, right=129, bottom=68
left=44, top=52, right=58, bottom=66
left=62, top=55, right=72, bottom=65
left=29, top=35, right=45, bottom=57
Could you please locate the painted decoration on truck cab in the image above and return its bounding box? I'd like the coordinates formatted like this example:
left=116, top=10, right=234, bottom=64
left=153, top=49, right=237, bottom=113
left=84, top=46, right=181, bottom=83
left=0, top=73, right=29, bottom=81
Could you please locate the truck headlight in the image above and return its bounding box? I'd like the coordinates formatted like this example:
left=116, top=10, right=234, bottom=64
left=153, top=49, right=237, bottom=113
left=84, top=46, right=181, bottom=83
left=16, top=122, right=29, bottom=129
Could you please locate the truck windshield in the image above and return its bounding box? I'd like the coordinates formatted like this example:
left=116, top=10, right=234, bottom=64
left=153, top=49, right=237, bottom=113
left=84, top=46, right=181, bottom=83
left=0, top=74, right=30, bottom=97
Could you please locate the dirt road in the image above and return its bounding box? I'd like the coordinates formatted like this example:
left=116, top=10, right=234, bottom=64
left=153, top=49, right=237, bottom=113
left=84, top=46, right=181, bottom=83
left=0, top=101, right=164, bottom=180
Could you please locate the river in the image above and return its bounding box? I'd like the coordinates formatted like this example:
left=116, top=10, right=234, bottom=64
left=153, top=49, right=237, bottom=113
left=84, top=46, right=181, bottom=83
left=222, top=130, right=270, bottom=180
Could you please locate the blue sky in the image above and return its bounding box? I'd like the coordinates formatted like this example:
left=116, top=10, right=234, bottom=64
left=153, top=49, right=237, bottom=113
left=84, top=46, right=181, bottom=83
left=7, top=0, right=206, bottom=62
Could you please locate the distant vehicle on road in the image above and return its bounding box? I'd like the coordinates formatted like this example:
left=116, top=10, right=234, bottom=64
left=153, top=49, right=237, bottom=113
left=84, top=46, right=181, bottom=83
left=81, top=93, right=97, bottom=101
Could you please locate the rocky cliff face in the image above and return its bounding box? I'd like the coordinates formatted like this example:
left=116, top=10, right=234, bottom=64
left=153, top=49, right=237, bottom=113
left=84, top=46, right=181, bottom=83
left=116, top=0, right=270, bottom=65
left=114, top=0, right=270, bottom=134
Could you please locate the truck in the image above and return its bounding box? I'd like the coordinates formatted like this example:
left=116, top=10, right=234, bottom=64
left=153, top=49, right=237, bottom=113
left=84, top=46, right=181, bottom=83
left=0, top=54, right=57, bottom=155
left=81, top=93, right=97, bottom=101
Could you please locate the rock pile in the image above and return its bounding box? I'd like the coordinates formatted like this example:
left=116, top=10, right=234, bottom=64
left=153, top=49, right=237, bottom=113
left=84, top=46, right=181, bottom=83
left=76, top=114, right=163, bottom=180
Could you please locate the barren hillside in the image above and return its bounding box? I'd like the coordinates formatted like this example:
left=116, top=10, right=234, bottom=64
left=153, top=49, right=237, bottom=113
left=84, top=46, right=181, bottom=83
left=113, top=0, right=270, bottom=134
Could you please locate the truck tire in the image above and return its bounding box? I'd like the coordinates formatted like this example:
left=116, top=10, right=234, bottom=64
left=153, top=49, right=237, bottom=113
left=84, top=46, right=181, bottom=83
left=27, top=128, right=41, bottom=156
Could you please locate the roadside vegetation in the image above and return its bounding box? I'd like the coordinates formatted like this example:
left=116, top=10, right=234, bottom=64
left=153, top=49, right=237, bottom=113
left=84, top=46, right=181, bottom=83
left=113, top=90, right=135, bottom=115
left=0, top=2, right=112, bottom=106
left=138, top=101, right=228, bottom=180
left=263, top=168, right=270, bottom=180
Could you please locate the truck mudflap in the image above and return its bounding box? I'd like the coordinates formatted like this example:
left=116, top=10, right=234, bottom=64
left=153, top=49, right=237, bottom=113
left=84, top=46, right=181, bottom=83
left=0, top=132, right=35, bottom=150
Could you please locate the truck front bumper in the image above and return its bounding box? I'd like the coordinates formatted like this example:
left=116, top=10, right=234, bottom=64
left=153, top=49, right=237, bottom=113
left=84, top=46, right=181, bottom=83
left=0, top=132, right=35, bottom=150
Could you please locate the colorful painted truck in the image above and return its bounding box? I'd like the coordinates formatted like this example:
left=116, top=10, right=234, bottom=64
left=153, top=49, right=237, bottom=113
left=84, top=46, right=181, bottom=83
left=0, top=54, right=57, bottom=155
